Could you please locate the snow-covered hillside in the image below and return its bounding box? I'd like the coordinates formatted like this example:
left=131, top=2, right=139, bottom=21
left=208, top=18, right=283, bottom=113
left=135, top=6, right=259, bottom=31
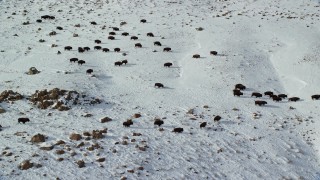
left=0, top=0, right=320, bottom=179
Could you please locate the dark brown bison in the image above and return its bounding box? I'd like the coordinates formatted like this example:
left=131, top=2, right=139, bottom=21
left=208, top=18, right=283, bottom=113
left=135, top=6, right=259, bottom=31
left=163, top=47, right=171, bottom=52
left=78, top=60, right=86, bottom=65
left=312, top=95, right=320, bottom=100
left=36, top=19, right=42, bottom=23
left=154, top=119, right=164, bottom=127
left=233, top=89, right=243, bottom=96
left=154, top=41, right=162, bottom=46
left=70, top=58, right=78, bottom=63
left=122, top=32, right=129, bottom=36
left=114, top=48, right=121, bottom=52
left=147, top=32, right=154, bottom=37
left=278, top=94, right=287, bottom=99
left=131, top=36, right=138, bottom=40
left=112, top=27, right=119, bottom=31
left=64, top=46, right=72, bottom=51
left=109, top=32, right=116, bottom=35
left=272, top=96, right=282, bottom=102
left=57, top=51, right=61, bottom=54
left=255, top=100, right=267, bottom=106
left=114, top=61, right=123, bottom=66
left=83, top=47, right=90, bottom=51
left=192, top=54, right=200, bottom=58
left=90, top=21, right=97, bottom=25
left=235, top=84, right=246, bottom=90
left=49, top=31, right=57, bottom=36
left=264, top=91, right=274, bottom=97
left=155, top=83, right=164, bottom=88
left=18, top=118, right=30, bottom=124
left=172, top=128, right=183, bottom=133
left=78, top=47, right=84, bottom=53
left=123, top=119, right=133, bottom=127
left=108, top=36, right=115, bottom=40
left=140, top=19, right=147, bottom=23
left=49, top=16, right=55, bottom=20
left=164, top=62, right=173, bottom=67
left=102, top=48, right=109, bottom=52
left=86, top=69, right=93, bottom=74
left=122, top=60, right=128, bottom=65
left=288, top=97, right=300, bottom=102
left=56, top=26, right=63, bottom=30
left=200, top=122, right=207, bottom=128
left=214, top=116, right=221, bottom=122
left=251, top=92, right=262, bottom=98
left=210, top=51, right=218, bottom=55
left=95, top=39, right=102, bottom=44
left=41, top=15, right=50, bottom=19
left=135, top=43, right=142, bottom=48
left=94, top=46, right=102, bottom=50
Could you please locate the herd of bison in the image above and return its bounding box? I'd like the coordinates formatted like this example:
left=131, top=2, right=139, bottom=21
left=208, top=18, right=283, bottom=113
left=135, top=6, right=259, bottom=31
left=233, top=83, right=320, bottom=106
left=3, top=14, right=319, bottom=133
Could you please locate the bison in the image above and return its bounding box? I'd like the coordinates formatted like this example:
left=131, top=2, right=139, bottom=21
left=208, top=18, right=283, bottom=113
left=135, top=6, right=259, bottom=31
left=200, top=122, right=207, bottom=128
left=163, top=47, right=171, bottom=52
left=154, top=119, right=164, bottom=127
left=164, top=62, right=173, bottom=67
left=112, top=27, right=120, bottom=31
left=36, top=19, right=42, bottom=23
left=83, top=47, right=90, bottom=51
left=18, top=118, right=30, bottom=124
left=114, top=61, right=123, bottom=66
left=49, top=31, right=57, bottom=36
left=122, top=60, right=128, bottom=65
left=233, top=89, right=243, bottom=96
left=78, top=47, right=85, bottom=53
left=214, top=116, right=221, bottom=122
left=70, top=58, right=78, bottom=63
left=135, top=43, right=142, bottom=48
left=210, top=51, right=218, bottom=55
left=140, top=19, right=147, bottom=23
left=90, top=21, right=97, bottom=25
left=108, top=36, right=115, bottom=40
left=154, top=41, right=162, bottom=46
left=102, top=48, right=109, bottom=52
left=235, top=84, right=246, bottom=90
left=192, top=54, right=201, bottom=58
left=311, top=94, right=320, bottom=100
left=131, top=36, right=138, bottom=40
left=278, top=94, right=287, bottom=99
left=94, top=46, right=102, bottom=50
left=255, top=100, right=267, bottom=106
left=123, top=119, right=133, bottom=127
left=264, top=91, right=274, bottom=97
left=78, top=60, right=86, bottom=65
left=251, top=92, right=262, bottom=98
left=122, top=32, right=129, bottom=36
left=272, top=96, right=282, bottom=102
left=57, top=51, right=61, bottom=54
left=155, top=83, right=164, bottom=88
left=64, top=46, right=72, bottom=51
left=41, top=15, right=50, bottom=19
left=114, top=48, right=121, bottom=52
left=288, top=97, right=300, bottom=102
left=95, top=39, right=101, bottom=44
left=147, top=32, right=154, bottom=37
left=109, top=32, right=116, bottom=35
left=86, top=69, right=93, bottom=74
left=172, top=127, right=183, bottom=133
left=56, top=26, right=63, bottom=30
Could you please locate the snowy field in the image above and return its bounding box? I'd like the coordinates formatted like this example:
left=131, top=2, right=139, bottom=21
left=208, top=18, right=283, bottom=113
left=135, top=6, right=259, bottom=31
left=0, top=0, right=320, bottom=179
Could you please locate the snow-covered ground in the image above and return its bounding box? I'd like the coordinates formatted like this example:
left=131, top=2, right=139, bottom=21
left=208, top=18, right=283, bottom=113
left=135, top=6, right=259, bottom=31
left=0, top=0, right=320, bottom=179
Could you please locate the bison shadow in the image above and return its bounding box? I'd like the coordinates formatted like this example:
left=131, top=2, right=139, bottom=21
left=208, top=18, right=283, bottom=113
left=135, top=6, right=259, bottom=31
left=121, top=63, right=137, bottom=67
left=264, top=105, right=279, bottom=108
